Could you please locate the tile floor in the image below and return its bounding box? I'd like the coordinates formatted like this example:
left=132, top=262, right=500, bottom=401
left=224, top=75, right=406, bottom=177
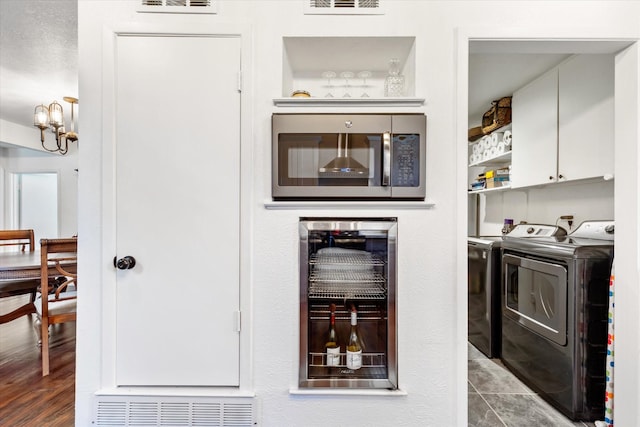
left=468, top=343, right=598, bottom=427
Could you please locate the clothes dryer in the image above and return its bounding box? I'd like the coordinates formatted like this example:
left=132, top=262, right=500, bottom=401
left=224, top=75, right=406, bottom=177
left=500, top=221, right=614, bottom=421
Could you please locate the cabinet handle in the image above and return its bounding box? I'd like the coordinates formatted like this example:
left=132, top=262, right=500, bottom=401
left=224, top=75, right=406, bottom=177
left=549, top=176, right=555, bottom=181
left=558, top=174, right=564, bottom=180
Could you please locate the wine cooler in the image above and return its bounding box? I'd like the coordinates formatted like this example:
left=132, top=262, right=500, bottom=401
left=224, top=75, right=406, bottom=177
left=299, top=217, right=398, bottom=389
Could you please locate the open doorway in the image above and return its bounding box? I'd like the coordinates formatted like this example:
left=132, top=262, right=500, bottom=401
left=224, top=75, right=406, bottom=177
left=459, top=35, right=639, bottom=426
left=9, top=172, right=59, bottom=242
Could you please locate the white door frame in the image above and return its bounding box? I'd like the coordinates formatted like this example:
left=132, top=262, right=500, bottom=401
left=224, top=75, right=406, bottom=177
left=456, top=28, right=640, bottom=427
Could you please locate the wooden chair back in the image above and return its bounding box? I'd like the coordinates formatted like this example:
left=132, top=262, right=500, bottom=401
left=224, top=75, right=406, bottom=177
left=0, top=229, right=35, bottom=252
left=0, top=229, right=39, bottom=324
left=37, top=237, right=78, bottom=376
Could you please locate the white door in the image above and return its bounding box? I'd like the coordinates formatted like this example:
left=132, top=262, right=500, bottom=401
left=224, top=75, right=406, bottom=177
left=114, top=34, right=241, bottom=386
left=11, top=172, right=58, bottom=242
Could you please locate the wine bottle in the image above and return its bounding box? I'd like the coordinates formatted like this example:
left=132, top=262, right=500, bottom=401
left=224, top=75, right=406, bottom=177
left=346, top=306, right=362, bottom=370
left=325, top=303, right=340, bottom=366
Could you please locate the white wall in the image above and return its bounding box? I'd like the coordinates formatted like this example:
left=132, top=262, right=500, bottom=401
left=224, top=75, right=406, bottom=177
left=475, top=179, right=614, bottom=236
left=0, top=121, right=78, bottom=239
left=0, top=118, right=50, bottom=152
left=0, top=148, right=5, bottom=228
left=76, top=1, right=640, bottom=426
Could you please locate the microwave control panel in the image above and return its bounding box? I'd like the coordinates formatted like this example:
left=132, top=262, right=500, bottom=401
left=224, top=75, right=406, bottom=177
left=391, top=134, right=420, bottom=187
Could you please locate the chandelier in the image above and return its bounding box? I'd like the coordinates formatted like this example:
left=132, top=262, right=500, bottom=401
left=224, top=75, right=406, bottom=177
left=33, top=96, right=79, bottom=155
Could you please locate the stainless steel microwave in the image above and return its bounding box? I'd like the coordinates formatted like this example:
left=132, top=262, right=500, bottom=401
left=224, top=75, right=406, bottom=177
left=272, top=114, right=426, bottom=200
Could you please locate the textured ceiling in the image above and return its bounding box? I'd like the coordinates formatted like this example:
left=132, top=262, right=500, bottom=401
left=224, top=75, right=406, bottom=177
left=0, top=0, right=78, bottom=129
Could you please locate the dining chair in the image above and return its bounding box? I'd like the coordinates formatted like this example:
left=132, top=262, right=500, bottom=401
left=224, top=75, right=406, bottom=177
left=34, top=237, right=77, bottom=376
left=0, top=229, right=35, bottom=252
left=0, top=229, right=39, bottom=324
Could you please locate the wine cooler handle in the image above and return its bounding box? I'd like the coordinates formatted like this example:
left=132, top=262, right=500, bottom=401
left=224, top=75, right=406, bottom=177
left=382, top=131, right=391, bottom=186
left=114, top=255, right=136, bottom=270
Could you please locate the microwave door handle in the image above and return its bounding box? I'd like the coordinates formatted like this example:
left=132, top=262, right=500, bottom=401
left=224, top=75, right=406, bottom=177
left=382, top=132, right=391, bottom=186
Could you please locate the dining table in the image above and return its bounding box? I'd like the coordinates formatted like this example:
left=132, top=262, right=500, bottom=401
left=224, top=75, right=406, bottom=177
left=0, top=251, right=77, bottom=324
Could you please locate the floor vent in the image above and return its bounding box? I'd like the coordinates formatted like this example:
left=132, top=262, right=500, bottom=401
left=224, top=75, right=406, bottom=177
left=137, top=0, right=218, bottom=14
left=94, top=396, right=255, bottom=427
left=305, top=0, right=384, bottom=15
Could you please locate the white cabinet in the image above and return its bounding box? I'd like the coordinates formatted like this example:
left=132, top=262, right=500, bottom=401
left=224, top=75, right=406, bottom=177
left=510, top=67, right=558, bottom=188
left=113, top=34, right=242, bottom=387
left=558, top=54, right=614, bottom=181
left=511, top=54, right=614, bottom=188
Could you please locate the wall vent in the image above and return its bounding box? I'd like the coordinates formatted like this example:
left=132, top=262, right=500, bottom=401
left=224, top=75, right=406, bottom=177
left=94, top=396, right=255, bottom=426
left=304, top=0, right=384, bottom=15
left=137, top=0, right=218, bottom=14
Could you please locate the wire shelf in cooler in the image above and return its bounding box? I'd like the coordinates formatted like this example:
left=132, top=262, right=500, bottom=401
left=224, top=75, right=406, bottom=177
left=309, top=252, right=385, bottom=267
left=310, top=270, right=386, bottom=283
left=308, top=272, right=387, bottom=299
left=309, top=352, right=387, bottom=369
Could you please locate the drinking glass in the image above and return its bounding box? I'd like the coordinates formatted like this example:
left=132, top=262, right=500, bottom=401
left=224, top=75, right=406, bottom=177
left=340, top=71, right=354, bottom=98
left=321, top=71, right=336, bottom=98
left=358, top=71, right=372, bottom=98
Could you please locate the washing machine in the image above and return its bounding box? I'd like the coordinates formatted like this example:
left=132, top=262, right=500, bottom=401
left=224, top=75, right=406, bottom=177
left=467, top=224, right=566, bottom=358
left=500, top=220, right=614, bottom=421
left=468, top=235, right=503, bottom=358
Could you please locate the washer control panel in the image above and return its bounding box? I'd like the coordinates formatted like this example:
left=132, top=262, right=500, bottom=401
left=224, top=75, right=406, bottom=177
left=570, top=220, right=615, bottom=240
left=506, top=224, right=567, bottom=238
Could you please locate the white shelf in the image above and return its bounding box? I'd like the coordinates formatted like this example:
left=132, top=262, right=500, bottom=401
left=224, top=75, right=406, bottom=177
left=468, top=124, right=512, bottom=146
left=469, top=151, right=512, bottom=167
left=273, top=97, right=425, bottom=107
left=468, top=185, right=511, bottom=195
left=264, top=200, right=436, bottom=210
left=289, top=388, right=407, bottom=397
left=282, top=36, right=417, bottom=99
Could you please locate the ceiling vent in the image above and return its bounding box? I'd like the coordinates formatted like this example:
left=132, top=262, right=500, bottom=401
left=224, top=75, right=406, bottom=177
left=137, top=0, right=218, bottom=14
left=304, top=0, right=384, bottom=15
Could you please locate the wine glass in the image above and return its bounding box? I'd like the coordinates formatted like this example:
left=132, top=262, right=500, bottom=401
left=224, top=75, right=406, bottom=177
left=358, top=71, right=372, bottom=98
left=321, top=71, right=336, bottom=98
left=340, top=71, right=354, bottom=98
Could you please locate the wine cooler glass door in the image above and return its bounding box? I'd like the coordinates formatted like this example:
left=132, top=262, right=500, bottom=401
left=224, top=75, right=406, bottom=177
left=299, top=218, right=397, bottom=389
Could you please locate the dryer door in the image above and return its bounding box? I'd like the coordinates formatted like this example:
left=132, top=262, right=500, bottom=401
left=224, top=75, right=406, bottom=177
left=503, top=253, right=568, bottom=346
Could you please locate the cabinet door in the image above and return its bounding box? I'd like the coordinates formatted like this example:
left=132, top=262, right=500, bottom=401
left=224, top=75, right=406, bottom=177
left=510, top=67, right=559, bottom=188
left=558, top=54, right=614, bottom=181
left=114, top=35, right=241, bottom=386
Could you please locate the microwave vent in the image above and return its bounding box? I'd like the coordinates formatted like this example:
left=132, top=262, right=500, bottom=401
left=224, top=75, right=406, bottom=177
left=137, top=0, right=217, bottom=14
left=305, top=0, right=384, bottom=15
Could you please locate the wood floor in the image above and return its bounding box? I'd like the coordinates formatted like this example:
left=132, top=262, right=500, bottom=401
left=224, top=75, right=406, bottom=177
left=0, top=295, right=75, bottom=427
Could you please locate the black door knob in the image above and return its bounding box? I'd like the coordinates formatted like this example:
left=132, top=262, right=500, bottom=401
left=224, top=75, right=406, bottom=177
left=114, top=256, right=136, bottom=270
